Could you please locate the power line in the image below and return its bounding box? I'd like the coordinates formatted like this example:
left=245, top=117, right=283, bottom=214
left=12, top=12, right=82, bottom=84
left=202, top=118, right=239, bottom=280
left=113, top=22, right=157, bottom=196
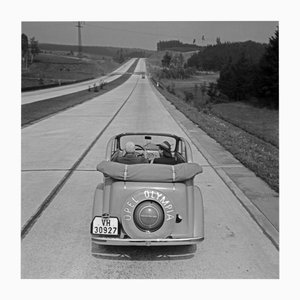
left=84, top=22, right=214, bottom=44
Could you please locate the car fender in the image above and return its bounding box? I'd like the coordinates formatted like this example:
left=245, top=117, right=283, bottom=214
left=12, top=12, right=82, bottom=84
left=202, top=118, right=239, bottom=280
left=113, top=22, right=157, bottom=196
left=193, top=185, right=204, bottom=238
left=92, top=183, right=104, bottom=218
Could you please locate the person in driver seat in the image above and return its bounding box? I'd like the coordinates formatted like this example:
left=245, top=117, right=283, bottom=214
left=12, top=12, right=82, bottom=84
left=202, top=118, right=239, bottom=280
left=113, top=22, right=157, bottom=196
left=153, top=141, right=177, bottom=165
left=115, top=141, right=148, bottom=165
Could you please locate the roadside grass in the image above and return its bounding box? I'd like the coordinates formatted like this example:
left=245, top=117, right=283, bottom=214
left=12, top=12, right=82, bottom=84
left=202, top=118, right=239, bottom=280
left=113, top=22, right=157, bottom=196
left=22, top=59, right=139, bottom=127
left=159, top=75, right=218, bottom=106
left=31, top=53, right=82, bottom=64
left=151, top=78, right=279, bottom=192
left=160, top=74, right=219, bottom=88
left=159, top=76, right=278, bottom=148
left=211, top=102, right=279, bottom=148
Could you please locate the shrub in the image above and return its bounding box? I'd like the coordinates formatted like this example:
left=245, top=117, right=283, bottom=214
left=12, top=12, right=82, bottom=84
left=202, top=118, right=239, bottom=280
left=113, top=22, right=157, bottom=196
left=183, top=91, right=194, bottom=103
left=207, top=82, right=219, bottom=102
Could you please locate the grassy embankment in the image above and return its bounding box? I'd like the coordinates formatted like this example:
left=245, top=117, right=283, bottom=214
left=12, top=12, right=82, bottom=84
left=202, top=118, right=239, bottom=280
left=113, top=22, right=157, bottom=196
left=148, top=62, right=278, bottom=192
left=22, top=59, right=139, bottom=127
left=22, top=52, right=120, bottom=90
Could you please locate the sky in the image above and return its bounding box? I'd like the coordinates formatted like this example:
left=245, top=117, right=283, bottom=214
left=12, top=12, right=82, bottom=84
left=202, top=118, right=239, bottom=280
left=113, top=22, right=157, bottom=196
left=22, top=21, right=278, bottom=50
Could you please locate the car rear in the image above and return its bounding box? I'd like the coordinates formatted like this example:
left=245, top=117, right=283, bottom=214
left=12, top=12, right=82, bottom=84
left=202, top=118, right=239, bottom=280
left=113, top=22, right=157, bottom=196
left=91, top=179, right=204, bottom=246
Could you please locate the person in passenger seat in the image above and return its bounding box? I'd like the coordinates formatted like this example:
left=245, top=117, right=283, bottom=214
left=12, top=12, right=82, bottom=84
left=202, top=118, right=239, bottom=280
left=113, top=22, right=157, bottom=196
left=115, top=141, right=148, bottom=165
left=154, top=141, right=177, bottom=165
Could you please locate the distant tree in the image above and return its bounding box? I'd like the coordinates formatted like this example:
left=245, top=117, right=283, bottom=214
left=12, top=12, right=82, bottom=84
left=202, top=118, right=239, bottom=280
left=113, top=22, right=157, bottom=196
left=218, top=53, right=257, bottom=101
left=170, top=53, right=184, bottom=68
left=207, top=82, right=219, bottom=102
left=161, top=52, right=172, bottom=68
left=216, top=37, right=221, bottom=45
left=256, top=28, right=279, bottom=108
left=119, top=48, right=124, bottom=63
left=22, top=33, right=28, bottom=58
left=157, top=40, right=162, bottom=51
left=217, top=57, right=235, bottom=97
left=186, top=52, right=202, bottom=69
left=233, top=53, right=257, bottom=100
left=114, top=48, right=125, bottom=63
left=194, top=84, right=198, bottom=96
left=178, top=53, right=184, bottom=68
left=30, top=37, right=40, bottom=56
left=200, top=82, right=207, bottom=99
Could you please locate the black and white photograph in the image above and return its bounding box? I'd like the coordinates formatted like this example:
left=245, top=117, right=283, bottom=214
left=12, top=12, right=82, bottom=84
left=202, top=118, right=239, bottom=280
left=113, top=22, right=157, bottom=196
left=20, top=19, right=279, bottom=279
left=3, top=0, right=299, bottom=297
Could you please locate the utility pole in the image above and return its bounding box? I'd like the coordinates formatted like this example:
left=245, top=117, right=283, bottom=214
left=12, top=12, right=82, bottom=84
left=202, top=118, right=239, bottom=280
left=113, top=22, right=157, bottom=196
left=76, top=21, right=83, bottom=58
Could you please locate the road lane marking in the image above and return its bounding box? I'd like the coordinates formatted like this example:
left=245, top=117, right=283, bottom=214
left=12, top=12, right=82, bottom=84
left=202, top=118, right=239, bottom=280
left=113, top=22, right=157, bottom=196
left=21, top=77, right=140, bottom=240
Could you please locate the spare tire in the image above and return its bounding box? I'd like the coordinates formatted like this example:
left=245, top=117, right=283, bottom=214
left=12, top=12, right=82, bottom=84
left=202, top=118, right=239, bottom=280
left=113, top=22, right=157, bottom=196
left=121, top=189, right=176, bottom=239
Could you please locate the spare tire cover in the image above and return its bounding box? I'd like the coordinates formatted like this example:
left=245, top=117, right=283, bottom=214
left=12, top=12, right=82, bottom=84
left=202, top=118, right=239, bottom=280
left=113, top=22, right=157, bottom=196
left=121, top=189, right=176, bottom=239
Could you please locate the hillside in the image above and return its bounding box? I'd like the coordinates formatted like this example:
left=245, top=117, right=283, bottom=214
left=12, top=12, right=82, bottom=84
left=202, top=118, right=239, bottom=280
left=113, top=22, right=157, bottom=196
left=22, top=52, right=120, bottom=90
left=40, top=43, right=154, bottom=58
left=22, top=43, right=155, bottom=90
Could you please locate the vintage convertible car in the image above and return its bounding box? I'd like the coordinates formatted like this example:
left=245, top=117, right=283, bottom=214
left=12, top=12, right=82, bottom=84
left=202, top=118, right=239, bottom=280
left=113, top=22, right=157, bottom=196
left=91, top=133, right=204, bottom=246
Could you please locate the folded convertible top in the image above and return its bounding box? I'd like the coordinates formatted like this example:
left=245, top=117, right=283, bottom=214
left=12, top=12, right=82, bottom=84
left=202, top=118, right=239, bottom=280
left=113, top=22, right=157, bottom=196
left=97, top=161, right=202, bottom=182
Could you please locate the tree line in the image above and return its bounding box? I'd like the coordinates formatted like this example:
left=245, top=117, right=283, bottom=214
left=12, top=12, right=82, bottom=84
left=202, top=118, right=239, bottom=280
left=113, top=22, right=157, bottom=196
left=157, top=40, right=201, bottom=52
left=217, top=29, right=278, bottom=108
left=186, top=40, right=266, bottom=71
left=158, top=30, right=279, bottom=109
left=35, top=43, right=153, bottom=61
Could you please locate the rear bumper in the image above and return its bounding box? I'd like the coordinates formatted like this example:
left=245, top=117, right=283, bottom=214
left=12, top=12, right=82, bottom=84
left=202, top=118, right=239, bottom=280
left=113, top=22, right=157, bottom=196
left=91, top=236, right=204, bottom=246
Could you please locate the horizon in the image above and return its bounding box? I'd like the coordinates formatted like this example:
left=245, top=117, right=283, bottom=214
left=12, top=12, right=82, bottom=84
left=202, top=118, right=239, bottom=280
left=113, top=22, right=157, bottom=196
left=22, top=21, right=278, bottom=51
left=35, top=39, right=268, bottom=52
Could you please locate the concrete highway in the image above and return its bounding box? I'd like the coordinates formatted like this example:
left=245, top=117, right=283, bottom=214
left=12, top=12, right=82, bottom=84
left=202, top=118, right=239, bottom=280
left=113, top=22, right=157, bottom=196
left=21, top=58, right=137, bottom=105
left=21, top=58, right=279, bottom=278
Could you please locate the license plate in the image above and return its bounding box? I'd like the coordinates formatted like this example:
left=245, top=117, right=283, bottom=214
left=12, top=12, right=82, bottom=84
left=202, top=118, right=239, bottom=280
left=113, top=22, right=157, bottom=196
left=92, top=217, right=119, bottom=235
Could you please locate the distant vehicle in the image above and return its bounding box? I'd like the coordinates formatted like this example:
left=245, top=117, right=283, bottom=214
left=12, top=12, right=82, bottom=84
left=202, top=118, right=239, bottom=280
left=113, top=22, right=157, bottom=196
left=91, top=133, right=204, bottom=246
left=142, top=74, right=145, bottom=79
